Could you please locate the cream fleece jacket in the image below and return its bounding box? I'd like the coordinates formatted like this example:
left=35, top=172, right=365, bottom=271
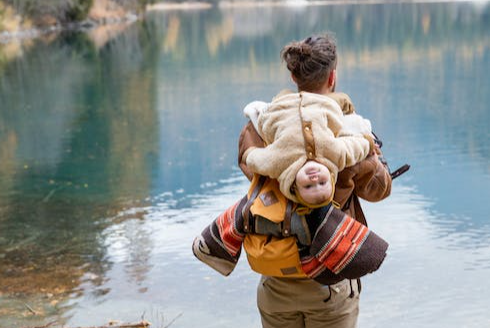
left=244, top=91, right=370, bottom=203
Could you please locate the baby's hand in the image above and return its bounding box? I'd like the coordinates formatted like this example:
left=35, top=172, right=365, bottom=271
left=341, top=114, right=372, bottom=136
left=243, top=101, right=269, bottom=119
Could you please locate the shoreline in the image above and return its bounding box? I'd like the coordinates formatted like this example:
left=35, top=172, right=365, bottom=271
left=0, top=13, right=139, bottom=44
left=0, top=0, right=484, bottom=44
left=216, top=0, right=484, bottom=9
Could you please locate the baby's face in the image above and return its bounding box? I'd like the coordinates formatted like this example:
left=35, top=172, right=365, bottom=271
left=295, top=161, right=333, bottom=205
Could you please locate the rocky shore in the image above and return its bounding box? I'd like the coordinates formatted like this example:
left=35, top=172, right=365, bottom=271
left=0, top=0, right=146, bottom=43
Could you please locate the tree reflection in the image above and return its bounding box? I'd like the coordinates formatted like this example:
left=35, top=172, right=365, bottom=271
left=0, top=21, right=160, bottom=326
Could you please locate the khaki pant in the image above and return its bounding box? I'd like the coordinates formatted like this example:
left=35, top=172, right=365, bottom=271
left=257, top=276, right=360, bottom=328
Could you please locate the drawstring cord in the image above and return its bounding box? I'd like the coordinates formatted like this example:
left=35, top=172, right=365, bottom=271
left=323, top=285, right=332, bottom=302
left=349, top=279, right=362, bottom=298
left=349, top=279, right=355, bottom=298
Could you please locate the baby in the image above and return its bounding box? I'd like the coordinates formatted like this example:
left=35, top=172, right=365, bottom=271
left=243, top=92, right=373, bottom=208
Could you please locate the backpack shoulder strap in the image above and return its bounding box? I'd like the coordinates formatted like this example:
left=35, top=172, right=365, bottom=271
left=242, top=175, right=267, bottom=233
left=282, top=200, right=293, bottom=237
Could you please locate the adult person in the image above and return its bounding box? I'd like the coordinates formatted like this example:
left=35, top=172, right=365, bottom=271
left=237, top=33, right=392, bottom=328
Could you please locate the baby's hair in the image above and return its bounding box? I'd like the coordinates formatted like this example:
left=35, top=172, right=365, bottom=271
left=281, top=33, right=337, bottom=92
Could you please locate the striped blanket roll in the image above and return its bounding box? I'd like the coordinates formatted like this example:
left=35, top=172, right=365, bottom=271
left=302, top=206, right=389, bottom=281
left=193, top=196, right=388, bottom=283
left=192, top=196, right=248, bottom=276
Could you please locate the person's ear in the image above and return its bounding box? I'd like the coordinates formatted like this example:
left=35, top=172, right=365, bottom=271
left=328, top=69, right=336, bottom=90
left=291, top=73, right=298, bottom=84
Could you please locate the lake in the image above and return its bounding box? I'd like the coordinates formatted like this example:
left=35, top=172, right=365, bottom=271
left=0, top=1, right=489, bottom=327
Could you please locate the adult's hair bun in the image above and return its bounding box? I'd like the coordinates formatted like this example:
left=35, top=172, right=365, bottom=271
left=280, top=33, right=337, bottom=91
left=299, top=43, right=312, bottom=56
left=283, top=42, right=313, bottom=72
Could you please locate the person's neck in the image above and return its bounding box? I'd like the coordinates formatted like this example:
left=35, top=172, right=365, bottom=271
left=299, top=85, right=333, bottom=96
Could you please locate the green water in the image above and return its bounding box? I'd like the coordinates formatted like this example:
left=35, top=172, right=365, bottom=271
left=0, top=2, right=489, bottom=327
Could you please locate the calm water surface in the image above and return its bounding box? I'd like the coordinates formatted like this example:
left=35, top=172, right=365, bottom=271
left=0, top=2, right=489, bottom=327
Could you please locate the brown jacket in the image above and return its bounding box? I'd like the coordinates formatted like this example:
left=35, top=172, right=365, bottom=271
left=238, top=121, right=392, bottom=225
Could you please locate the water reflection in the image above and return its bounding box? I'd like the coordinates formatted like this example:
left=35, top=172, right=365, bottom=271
left=0, top=1, right=489, bottom=327
left=0, top=22, right=160, bottom=326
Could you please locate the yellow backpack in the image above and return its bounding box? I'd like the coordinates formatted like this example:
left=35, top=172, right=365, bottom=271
left=241, top=175, right=307, bottom=278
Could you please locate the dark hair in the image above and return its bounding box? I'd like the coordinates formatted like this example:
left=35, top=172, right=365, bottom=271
left=281, top=33, right=337, bottom=92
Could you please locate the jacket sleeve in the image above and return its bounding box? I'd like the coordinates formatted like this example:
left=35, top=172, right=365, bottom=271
left=334, top=151, right=392, bottom=207
left=238, top=121, right=265, bottom=181
left=353, top=152, right=392, bottom=202
left=314, top=99, right=372, bottom=171
left=244, top=138, right=305, bottom=181
left=317, top=132, right=371, bottom=172
left=244, top=147, right=282, bottom=179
